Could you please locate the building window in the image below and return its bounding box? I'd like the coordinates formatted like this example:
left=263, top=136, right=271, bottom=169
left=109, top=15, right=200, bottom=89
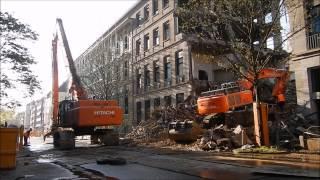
left=124, top=61, right=128, bottom=80
left=175, top=50, right=183, bottom=77
left=145, top=100, right=151, bottom=121
left=176, top=93, right=184, bottom=105
left=310, top=5, right=320, bottom=34
left=310, top=67, right=320, bottom=92
left=174, top=17, right=180, bottom=34
left=153, top=28, right=160, bottom=46
left=153, top=0, right=159, bottom=15
left=136, top=12, right=141, bottom=27
left=164, top=95, right=171, bottom=107
left=144, top=5, right=150, bottom=21
left=115, top=65, right=120, bottom=80
left=136, top=39, right=141, bottom=56
left=163, top=21, right=170, bottom=41
left=136, top=69, right=142, bottom=90
left=265, top=12, right=272, bottom=24
left=164, top=56, right=171, bottom=85
left=107, top=70, right=111, bottom=82
left=144, top=34, right=150, bottom=51
left=144, top=65, right=151, bottom=90
left=124, top=36, right=128, bottom=49
left=137, top=101, right=142, bottom=124
left=153, top=61, right=160, bottom=83
left=199, top=70, right=208, bottom=80
left=124, top=96, right=128, bottom=114
left=163, top=0, right=169, bottom=9
left=154, top=97, right=161, bottom=109
left=178, top=0, right=188, bottom=7
left=266, top=37, right=274, bottom=50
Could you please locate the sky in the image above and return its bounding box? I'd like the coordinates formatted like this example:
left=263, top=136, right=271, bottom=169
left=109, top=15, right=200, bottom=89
left=1, top=0, right=138, bottom=109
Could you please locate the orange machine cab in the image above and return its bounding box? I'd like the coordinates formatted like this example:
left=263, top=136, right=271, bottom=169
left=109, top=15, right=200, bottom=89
left=197, top=90, right=253, bottom=115
left=59, top=100, right=123, bottom=127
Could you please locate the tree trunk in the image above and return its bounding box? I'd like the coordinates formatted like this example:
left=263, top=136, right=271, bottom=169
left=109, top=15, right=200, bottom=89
left=253, top=85, right=261, bottom=146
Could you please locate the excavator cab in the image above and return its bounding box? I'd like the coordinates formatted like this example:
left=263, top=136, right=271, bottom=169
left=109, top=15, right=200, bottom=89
left=58, top=100, right=76, bottom=126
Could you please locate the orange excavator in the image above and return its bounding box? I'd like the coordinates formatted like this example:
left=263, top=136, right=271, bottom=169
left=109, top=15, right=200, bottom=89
left=169, top=68, right=289, bottom=141
left=198, top=68, right=288, bottom=115
left=47, top=18, right=123, bottom=149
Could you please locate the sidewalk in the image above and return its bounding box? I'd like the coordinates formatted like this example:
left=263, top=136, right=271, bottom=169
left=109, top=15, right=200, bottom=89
left=0, top=140, right=76, bottom=180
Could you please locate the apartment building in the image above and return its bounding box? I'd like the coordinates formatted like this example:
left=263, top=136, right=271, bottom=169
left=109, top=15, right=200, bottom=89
left=75, top=11, right=134, bottom=132
left=24, top=103, right=32, bottom=129
left=15, top=112, right=25, bottom=127
left=22, top=79, right=71, bottom=134
left=74, top=0, right=237, bottom=128
left=34, top=98, right=45, bottom=135
left=289, top=0, right=320, bottom=120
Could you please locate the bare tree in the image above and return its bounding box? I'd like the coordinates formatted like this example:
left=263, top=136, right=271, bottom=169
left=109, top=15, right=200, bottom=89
left=81, top=53, right=113, bottom=100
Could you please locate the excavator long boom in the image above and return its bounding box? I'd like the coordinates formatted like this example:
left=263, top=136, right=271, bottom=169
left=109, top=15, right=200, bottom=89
left=56, top=18, right=87, bottom=99
left=52, top=35, right=59, bottom=125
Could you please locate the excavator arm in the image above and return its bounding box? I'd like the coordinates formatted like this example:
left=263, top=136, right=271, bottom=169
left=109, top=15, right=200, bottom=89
left=198, top=68, right=289, bottom=115
left=170, top=68, right=289, bottom=141
left=52, top=34, right=59, bottom=125
left=56, top=18, right=87, bottom=100
left=238, top=68, right=289, bottom=103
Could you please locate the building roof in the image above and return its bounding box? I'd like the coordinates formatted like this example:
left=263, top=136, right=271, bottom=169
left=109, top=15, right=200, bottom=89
left=76, top=0, right=144, bottom=60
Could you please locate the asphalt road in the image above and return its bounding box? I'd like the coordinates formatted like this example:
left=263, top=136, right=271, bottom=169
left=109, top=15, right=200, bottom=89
left=1, top=137, right=319, bottom=180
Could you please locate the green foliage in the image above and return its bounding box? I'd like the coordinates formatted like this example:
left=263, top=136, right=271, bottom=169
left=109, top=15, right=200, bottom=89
left=0, top=108, right=15, bottom=125
left=176, top=0, right=297, bottom=80
left=0, top=12, right=41, bottom=108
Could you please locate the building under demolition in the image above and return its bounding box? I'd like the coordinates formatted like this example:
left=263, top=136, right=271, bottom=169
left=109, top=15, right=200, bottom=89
left=74, top=0, right=286, bottom=131
left=288, top=0, right=320, bottom=120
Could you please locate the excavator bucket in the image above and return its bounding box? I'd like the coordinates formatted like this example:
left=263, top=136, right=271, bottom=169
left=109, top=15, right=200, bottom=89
left=168, top=120, right=204, bottom=142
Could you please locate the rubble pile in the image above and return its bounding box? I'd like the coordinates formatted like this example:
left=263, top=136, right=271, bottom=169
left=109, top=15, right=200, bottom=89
left=125, top=120, right=168, bottom=143
left=124, top=96, right=318, bottom=152
left=155, top=104, right=200, bottom=126
left=285, top=80, right=297, bottom=105
left=197, top=124, right=253, bottom=151
left=271, top=106, right=320, bottom=147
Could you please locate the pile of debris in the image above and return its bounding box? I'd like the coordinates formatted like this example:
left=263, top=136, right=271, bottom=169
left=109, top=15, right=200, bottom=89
left=155, top=103, right=201, bottom=126
left=125, top=120, right=168, bottom=143
left=198, top=124, right=253, bottom=151
left=270, top=105, right=320, bottom=149
left=124, top=97, right=318, bottom=152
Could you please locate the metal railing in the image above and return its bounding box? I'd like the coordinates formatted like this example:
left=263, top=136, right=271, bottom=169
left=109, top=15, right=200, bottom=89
left=307, top=33, right=320, bottom=50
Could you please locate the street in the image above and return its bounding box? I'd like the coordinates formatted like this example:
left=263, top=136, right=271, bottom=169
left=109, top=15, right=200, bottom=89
left=1, top=137, right=319, bottom=180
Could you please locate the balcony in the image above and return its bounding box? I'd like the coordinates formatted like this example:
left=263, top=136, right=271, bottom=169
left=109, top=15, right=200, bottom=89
left=307, top=33, right=320, bottom=50
left=176, top=75, right=185, bottom=84
left=153, top=82, right=161, bottom=89
left=144, top=84, right=151, bottom=92
left=136, top=87, right=143, bottom=95
left=164, top=80, right=172, bottom=87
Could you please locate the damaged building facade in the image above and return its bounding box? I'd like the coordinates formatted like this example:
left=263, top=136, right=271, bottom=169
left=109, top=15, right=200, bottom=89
left=75, top=0, right=235, bottom=129
left=289, top=0, right=320, bottom=120
left=75, top=0, right=284, bottom=129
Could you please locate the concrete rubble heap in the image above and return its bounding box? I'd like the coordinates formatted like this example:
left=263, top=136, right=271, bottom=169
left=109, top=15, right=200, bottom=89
left=125, top=120, right=168, bottom=143
left=124, top=97, right=319, bottom=152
